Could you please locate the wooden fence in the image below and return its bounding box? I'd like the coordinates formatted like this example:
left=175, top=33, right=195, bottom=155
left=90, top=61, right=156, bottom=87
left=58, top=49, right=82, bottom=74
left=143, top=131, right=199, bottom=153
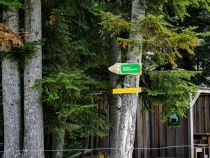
left=95, top=94, right=210, bottom=158
left=134, top=104, right=189, bottom=158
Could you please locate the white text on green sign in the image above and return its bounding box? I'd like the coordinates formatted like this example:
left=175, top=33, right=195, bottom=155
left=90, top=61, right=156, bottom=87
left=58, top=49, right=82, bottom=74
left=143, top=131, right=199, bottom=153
left=108, top=63, right=142, bottom=75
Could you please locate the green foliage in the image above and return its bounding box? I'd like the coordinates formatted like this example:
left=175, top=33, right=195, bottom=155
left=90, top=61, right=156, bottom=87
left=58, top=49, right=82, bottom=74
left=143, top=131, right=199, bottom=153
left=43, top=9, right=71, bottom=60
left=0, top=0, right=22, bottom=8
left=63, top=105, right=109, bottom=138
left=41, top=1, right=111, bottom=150
left=146, top=0, right=210, bottom=21
left=40, top=0, right=208, bottom=149
left=177, top=8, right=210, bottom=86
left=43, top=1, right=110, bottom=72
left=37, top=72, right=109, bottom=138
left=172, top=0, right=210, bottom=20
left=139, top=17, right=201, bottom=66
left=100, top=8, right=204, bottom=122
left=100, top=12, right=133, bottom=36
left=101, top=13, right=202, bottom=66
left=141, top=70, right=198, bottom=121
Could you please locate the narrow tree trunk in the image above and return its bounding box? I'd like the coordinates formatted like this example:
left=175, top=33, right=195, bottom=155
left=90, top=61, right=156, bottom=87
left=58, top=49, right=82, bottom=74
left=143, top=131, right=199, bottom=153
left=2, top=7, right=21, bottom=158
left=116, top=0, right=145, bottom=158
left=23, top=0, right=44, bottom=157
left=52, top=129, right=65, bottom=158
left=109, top=38, right=121, bottom=158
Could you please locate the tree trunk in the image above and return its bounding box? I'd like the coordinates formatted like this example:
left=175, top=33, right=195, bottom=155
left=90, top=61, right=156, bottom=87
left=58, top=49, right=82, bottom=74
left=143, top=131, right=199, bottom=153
left=23, top=0, right=44, bottom=157
left=109, top=38, right=121, bottom=158
left=52, top=129, right=65, bottom=158
left=2, top=7, right=21, bottom=158
left=116, top=0, right=144, bottom=158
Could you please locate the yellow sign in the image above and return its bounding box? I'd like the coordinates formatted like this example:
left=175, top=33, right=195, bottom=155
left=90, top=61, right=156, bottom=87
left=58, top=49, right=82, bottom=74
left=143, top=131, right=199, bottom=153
left=113, top=87, right=142, bottom=94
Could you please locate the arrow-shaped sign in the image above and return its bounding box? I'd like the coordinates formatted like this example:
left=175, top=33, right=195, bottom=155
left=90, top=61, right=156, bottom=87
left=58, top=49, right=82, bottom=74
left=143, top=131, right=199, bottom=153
left=108, top=63, right=142, bottom=75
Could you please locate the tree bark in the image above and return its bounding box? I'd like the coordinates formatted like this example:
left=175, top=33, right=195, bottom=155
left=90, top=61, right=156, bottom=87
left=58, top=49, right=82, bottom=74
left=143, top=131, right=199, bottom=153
left=116, top=0, right=145, bottom=158
left=52, top=129, right=65, bottom=158
left=2, top=7, right=21, bottom=158
left=23, top=0, right=44, bottom=157
left=109, top=38, right=121, bottom=158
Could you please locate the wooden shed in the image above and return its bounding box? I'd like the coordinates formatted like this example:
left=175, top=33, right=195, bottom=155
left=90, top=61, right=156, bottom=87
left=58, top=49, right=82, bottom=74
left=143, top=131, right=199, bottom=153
left=94, top=87, right=210, bottom=158
left=134, top=87, right=210, bottom=158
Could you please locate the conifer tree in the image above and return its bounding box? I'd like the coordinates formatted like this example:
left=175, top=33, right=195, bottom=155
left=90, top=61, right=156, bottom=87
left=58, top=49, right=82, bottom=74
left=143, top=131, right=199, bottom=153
left=115, top=0, right=144, bottom=157
left=109, top=38, right=121, bottom=158
left=23, top=0, right=44, bottom=157
left=2, top=6, right=21, bottom=158
left=101, top=0, right=210, bottom=157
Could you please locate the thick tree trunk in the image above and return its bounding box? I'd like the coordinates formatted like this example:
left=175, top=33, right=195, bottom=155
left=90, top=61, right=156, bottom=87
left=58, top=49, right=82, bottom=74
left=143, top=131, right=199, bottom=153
left=2, top=7, right=21, bottom=158
left=109, top=38, right=121, bottom=158
left=52, top=129, right=65, bottom=158
left=116, top=0, right=144, bottom=158
left=23, top=0, right=44, bottom=157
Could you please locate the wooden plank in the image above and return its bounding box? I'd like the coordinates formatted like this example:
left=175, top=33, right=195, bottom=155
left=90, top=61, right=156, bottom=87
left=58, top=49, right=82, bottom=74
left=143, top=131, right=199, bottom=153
left=134, top=101, right=142, bottom=158
left=208, top=136, right=210, bottom=158
left=194, top=98, right=199, bottom=133
left=159, top=107, right=167, bottom=157
left=201, top=96, right=205, bottom=133
left=176, top=119, right=183, bottom=157
left=196, top=96, right=201, bottom=133
left=156, top=106, right=160, bottom=156
left=198, top=96, right=204, bottom=133
left=183, top=117, right=189, bottom=157
left=157, top=106, right=162, bottom=156
left=143, top=109, right=150, bottom=158
left=103, top=99, right=109, bottom=148
left=147, top=111, right=151, bottom=158
left=142, top=108, right=146, bottom=158
left=150, top=110, right=156, bottom=157
left=167, top=126, right=176, bottom=157
left=207, top=96, right=210, bottom=132
left=139, top=101, right=144, bottom=158
left=204, top=95, right=210, bottom=133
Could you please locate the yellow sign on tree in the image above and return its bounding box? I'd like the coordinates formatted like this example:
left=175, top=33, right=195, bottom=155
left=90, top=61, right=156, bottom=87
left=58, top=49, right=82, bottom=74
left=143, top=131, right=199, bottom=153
left=112, top=87, right=142, bottom=94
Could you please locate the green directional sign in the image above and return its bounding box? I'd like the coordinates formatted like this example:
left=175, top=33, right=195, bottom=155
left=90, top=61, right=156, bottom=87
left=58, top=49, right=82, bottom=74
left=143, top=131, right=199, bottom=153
left=108, top=63, right=142, bottom=75
left=121, top=64, right=141, bottom=74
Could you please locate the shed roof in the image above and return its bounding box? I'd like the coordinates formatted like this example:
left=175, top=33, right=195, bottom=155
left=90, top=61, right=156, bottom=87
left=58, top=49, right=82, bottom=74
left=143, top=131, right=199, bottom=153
left=199, top=87, right=210, bottom=94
